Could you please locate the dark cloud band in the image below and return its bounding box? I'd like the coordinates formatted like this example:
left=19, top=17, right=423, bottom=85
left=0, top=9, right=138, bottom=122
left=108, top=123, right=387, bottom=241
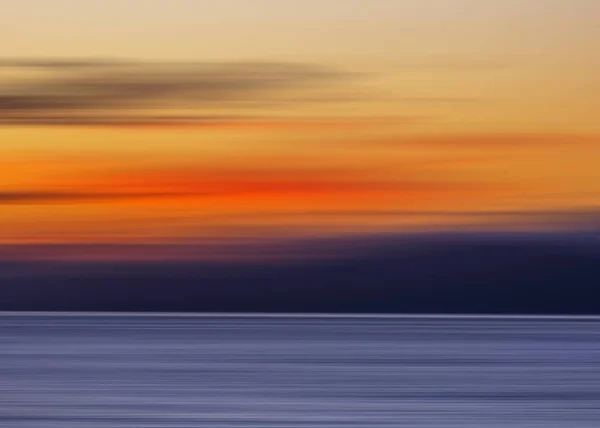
left=0, top=59, right=344, bottom=126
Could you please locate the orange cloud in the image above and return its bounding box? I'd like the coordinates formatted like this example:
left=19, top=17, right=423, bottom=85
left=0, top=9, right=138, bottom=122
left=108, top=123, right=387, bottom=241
left=0, top=159, right=507, bottom=232
left=1, top=116, right=390, bottom=131
left=344, top=134, right=599, bottom=149
left=0, top=137, right=538, bottom=244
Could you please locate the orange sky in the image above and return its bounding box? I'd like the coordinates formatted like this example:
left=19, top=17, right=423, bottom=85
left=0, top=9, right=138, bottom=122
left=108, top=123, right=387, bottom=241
left=1, top=1, right=600, bottom=244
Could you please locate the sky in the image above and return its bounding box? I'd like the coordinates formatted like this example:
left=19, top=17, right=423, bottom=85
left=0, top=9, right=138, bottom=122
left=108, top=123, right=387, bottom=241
left=1, top=0, right=600, bottom=252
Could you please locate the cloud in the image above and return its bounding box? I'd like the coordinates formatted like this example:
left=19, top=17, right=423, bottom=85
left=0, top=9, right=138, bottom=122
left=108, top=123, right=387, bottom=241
left=0, top=114, right=241, bottom=127
left=1, top=232, right=600, bottom=314
left=203, top=208, right=600, bottom=233
left=0, top=181, right=456, bottom=205
left=0, top=190, right=186, bottom=204
left=0, top=159, right=491, bottom=207
left=0, top=59, right=345, bottom=126
left=353, top=134, right=598, bottom=148
left=87, top=163, right=487, bottom=196
left=0, top=58, right=127, bottom=69
left=0, top=114, right=392, bottom=130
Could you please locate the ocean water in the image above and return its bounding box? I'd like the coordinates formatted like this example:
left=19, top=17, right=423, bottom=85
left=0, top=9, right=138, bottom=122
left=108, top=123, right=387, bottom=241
left=1, top=314, right=599, bottom=427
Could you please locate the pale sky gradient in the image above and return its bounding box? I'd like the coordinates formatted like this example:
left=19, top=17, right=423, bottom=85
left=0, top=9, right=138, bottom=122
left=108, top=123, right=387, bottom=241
left=3, top=0, right=600, bottom=133
left=3, top=1, right=599, bottom=59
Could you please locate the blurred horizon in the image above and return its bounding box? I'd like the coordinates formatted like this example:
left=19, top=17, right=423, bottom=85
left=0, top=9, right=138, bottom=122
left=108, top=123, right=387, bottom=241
left=4, top=6, right=600, bottom=428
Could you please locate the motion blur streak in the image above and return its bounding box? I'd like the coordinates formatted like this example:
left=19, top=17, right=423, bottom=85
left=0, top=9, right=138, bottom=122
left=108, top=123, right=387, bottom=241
left=2, top=1, right=600, bottom=425
left=1, top=314, right=600, bottom=427
left=2, top=1, right=600, bottom=245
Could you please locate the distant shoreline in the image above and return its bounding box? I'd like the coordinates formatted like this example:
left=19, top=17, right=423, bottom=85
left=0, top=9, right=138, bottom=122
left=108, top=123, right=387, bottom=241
left=2, top=311, right=600, bottom=320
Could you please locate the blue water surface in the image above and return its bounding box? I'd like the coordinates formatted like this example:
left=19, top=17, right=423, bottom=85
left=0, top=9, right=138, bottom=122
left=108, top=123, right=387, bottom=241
left=1, top=314, right=599, bottom=427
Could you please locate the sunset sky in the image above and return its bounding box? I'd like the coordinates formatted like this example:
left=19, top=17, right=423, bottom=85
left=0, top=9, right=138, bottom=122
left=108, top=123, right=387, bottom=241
left=2, top=0, right=600, bottom=249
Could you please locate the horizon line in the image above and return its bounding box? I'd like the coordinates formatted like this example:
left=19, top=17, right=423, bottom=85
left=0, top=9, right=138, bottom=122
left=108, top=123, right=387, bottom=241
left=1, top=311, right=600, bottom=320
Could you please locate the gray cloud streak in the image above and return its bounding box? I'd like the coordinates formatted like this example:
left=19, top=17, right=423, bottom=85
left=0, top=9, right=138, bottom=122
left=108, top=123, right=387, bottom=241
left=0, top=191, right=186, bottom=204
left=0, top=59, right=345, bottom=126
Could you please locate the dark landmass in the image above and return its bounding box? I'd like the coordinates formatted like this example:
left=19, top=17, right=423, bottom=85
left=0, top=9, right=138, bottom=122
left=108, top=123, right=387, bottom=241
left=1, top=233, right=600, bottom=314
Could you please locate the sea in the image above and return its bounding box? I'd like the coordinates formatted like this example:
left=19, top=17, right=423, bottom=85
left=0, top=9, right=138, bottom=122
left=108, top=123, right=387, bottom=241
left=1, top=313, right=599, bottom=427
